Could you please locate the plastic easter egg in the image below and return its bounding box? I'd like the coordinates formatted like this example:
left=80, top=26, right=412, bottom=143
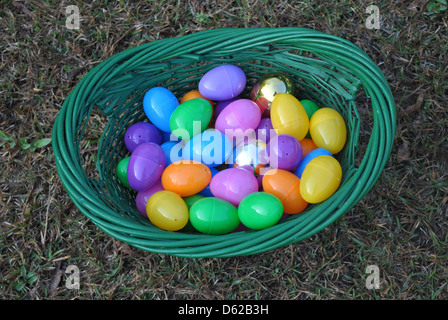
left=262, top=169, right=308, bottom=214
left=135, top=180, right=164, bottom=216
left=143, top=87, right=179, bottom=133
left=127, top=142, right=166, bottom=191
left=210, top=168, right=259, bottom=206
left=238, top=192, right=283, bottom=230
left=161, top=160, right=212, bottom=197
left=309, top=108, right=347, bottom=154
left=124, top=122, right=162, bottom=153
left=266, top=134, right=302, bottom=171
left=270, top=93, right=309, bottom=141
left=300, top=100, right=320, bottom=120
left=160, top=140, right=183, bottom=167
left=255, top=118, right=276, bottom=144
left=250, top=73, right=295, bottom=113
left=199, top=65, right=246, bottom=101
left=181, top=194, right=205, bottom=232
left=180, top=90, right=214, bottom=108
left=183, top=129, right=233, bottom=168
left=293, top=148, right=332, bottom=179
left=231, top=139, right=268, bottom=176
left=214, top=97, right=239, bottom=120
left=169, top=98, right=213, bottom=141
left=146, top=190, right=189, bottom=231
left=215, top=99, right=261, bottom=141
left=189, top=197, right=240, bottom=234
left=300, top=138, right=318, bottom=158
left=198, top=167, right=220, bottom=197
left=116, top=157, right=131, bottom=188
left=300, top=99, right=320, bottom=139
left=161, top=131, right=180, bottom=143
left=183, top=194, right=205, bottom=210
left=300, top=155, right=342, bottom=204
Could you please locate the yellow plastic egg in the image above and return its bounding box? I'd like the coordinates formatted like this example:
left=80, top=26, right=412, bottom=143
left=299, top=155, right=342, bottom=204
left=309, top=108, right=347, bottom=154
left=146, top=190, right=189, bottom=231
left=270, top=93, right=309, bottom=141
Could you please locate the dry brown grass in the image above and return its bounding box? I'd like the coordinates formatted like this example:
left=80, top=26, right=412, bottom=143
left=1, top=0, right=447, bottom=300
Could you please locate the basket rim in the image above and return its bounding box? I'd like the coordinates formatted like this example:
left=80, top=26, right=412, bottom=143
left=52, top=27, right=396, bottom=258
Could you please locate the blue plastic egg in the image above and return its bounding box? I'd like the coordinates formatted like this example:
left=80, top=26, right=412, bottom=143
left=198, top=167, right=220, bottom=197
left=294, top=148, right=333, bottom=178
left=160, top=140, right=183, bottom=167
left=183, top=129, right=233, bottom=168
left=143, top=87, right=179, bottom=133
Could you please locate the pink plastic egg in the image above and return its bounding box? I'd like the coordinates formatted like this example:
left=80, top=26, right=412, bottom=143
left=210, top=168, right=259, bottom=206
left=215, top=99, right=261, bottom=142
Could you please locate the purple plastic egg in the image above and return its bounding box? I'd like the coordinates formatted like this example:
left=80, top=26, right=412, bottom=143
left=135, top=180, right=164, bottom=216
left=199, top=65, right=246, bottom=101
left=266, top=134, right=303, bottom=171
left=215, top=99, right=261, bottom=143
left=127, top=142, right=166, bottom=191
left=214, top=97, right=239, bottom=120
left=256, top=118, right=276, bottom=143
left=210, top=168, right=259, bottom=206
left=125, top=122, right=162, bottom=153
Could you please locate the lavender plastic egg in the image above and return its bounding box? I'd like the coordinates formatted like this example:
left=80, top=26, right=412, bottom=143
left=255, top=118, right=276, bottom=144
left=215, top=99, right=261, bottom=142
left=135, top=180, right=164, bottom=216
left=266, top=134, right=303, bottom=171
left=127, top=142, right=166, bottom=191
left=125, top=122, right=162, bottom=153
left=210, top=168, right=259, bottom=206
left=199, top=65, right=246, bottom=101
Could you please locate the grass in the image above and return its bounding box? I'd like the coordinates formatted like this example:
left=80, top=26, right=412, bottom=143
left=1, top=0, right=447, bottom=300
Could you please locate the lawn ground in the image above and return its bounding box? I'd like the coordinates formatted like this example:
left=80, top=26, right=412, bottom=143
left=1, top=0, right=447, bottom=300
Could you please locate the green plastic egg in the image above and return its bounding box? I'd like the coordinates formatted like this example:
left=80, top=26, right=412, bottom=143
left=116, top=157, right=131, bottom=188
left=238, top=192, right=284, bottom=230
left=300, top=99, right=320, bottom=139
left=184, top=194, right=205, bottom=210
left=169, top=98, right=213, bottom=141
left=189, top=197, right=240, bottom=235
left=181, top=194, right=205, bottom=232
left=300, top=99, right=320, bottom=119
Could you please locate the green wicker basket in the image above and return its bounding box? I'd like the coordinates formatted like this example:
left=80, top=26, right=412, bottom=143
left=52, top=27, right=396, bottom=258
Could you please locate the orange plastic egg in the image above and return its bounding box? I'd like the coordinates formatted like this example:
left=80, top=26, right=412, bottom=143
left=299, top=138, right=318, bottom=158
left=262, top=169, right=308, bottom=214
left=180, top=90, right=214, bottom=108
left=161, top=160, right=212, bottom=197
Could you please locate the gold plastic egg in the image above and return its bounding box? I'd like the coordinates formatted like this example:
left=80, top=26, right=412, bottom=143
left=250, top=73, right=295, bottom=113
